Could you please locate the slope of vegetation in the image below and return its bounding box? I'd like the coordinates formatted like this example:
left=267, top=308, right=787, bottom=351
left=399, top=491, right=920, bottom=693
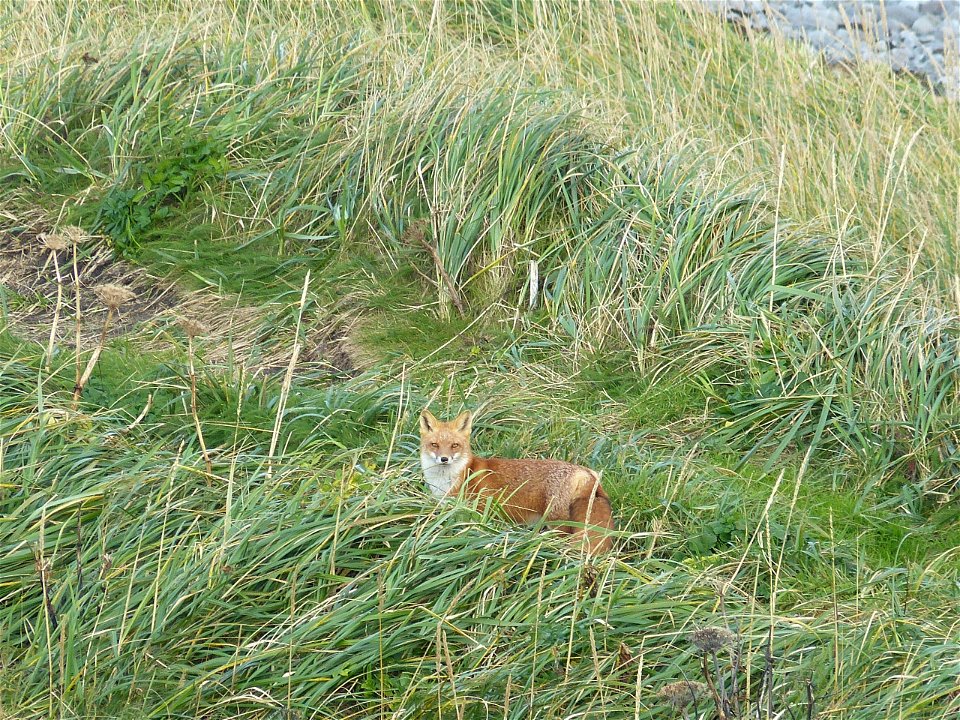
left=1, top=1, right=958, bottom=718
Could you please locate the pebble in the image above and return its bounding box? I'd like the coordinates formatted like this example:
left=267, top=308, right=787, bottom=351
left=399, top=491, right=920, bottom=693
left=885, top=2, right=921, bottom=29
left=912, top=14, right=937, bottom=35
left=703, top=0, right=960, bottom=99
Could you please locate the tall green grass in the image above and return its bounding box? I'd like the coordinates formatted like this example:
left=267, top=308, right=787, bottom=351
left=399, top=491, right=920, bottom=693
left=4, top=1, right=958, bottom=488
left=2, top=1, right=960, bottom=718
left=2, top=339, right=958, bottom=718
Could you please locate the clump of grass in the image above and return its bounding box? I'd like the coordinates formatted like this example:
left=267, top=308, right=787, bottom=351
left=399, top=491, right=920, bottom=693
left=3, top=335, right=960, bottom=718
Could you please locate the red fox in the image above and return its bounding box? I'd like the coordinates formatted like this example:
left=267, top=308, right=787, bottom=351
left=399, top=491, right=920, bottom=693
left=419, top=409, right=614, bottom=554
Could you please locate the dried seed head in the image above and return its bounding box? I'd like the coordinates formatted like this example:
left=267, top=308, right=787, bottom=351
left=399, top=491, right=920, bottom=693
left=40, top=226, right=85, bottom=251
left=689, top=626, right=737, bottom=654
left=61, top=225, right=87, bottom=244
left=179, top=317, right=208, bottom=338
left=40, top=233, right=70, bottom=251
left=657, top=680, right=707, bottom=709
left=34, top=554, right=52, bottom=583
left=95, top=283, right=136, bottom=310
left=402, top=218, right=428, bottom=245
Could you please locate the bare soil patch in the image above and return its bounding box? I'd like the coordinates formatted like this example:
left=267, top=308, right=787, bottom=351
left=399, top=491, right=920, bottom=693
left=0, top=229, right=178, bottom=345
left=175, top=293, right=362, bottom=378
left=1, top=228, right=361, bottom=377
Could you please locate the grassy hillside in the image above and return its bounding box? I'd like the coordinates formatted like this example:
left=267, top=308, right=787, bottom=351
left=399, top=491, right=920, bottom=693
left=1, top=1, right=959, bottom=718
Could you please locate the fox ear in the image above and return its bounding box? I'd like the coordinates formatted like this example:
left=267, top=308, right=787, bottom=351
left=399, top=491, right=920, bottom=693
left=420, top=410, right=439, bottom=434
left=454, top=410, right=472, bottom=434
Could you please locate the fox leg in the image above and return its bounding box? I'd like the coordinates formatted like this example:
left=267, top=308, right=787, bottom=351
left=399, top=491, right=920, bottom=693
left=565, top=476, right=613, bottom=554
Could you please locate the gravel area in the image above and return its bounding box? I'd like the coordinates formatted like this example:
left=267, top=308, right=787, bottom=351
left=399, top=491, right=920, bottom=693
left=703, top=0, right=960, bottom=98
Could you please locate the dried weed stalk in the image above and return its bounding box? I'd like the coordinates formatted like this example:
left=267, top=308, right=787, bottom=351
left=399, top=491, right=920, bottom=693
left=180, top=317, right=212, bottom=475
left=72, top=283, right=135, bottom=404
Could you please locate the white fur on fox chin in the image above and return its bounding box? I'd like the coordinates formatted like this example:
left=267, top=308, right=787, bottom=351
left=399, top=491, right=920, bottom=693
left=421, top=452, right=467, bottom=498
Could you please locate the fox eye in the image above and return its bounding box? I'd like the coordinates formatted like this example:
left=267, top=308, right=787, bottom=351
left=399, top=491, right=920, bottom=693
left=430, top=442, right=439, bottom=448
left=451, top=443, right=460, bottom=449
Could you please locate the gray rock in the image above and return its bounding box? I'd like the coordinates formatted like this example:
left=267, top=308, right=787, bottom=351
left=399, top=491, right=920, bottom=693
left=780, top=25, right=803, bottom=40
left=851, top=5, right=884, bottom=35
left=723, top=0, right=767, bottom=12
left=941, top=78, right=958, bottom=95
left=899, top=29, right=921, bottom=48
left=805, top=29, right=833, bottom=48
left=750, top=12, right=770, bottom=31
left=908, top=56, right=931, bottom=75
left=834, top=26, right=852, bottom=45
left=822, top=46, right=842, bottom=63
left=912, top=15, right=938, bottom=35
left=778, top=5, right=805, bottom=27
left=813, top=8, right=843, bottom=29
left=700, top=0, right=958, bottom=99
left=888, top=46, right=912, bottom=71
left=885, top=2, right=921, bottom=30
left=919, top=1, right=947, bottom=16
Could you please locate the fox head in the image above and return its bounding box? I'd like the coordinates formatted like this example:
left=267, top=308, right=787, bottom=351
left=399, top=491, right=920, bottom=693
left=419, top=409, right=472, bottom=469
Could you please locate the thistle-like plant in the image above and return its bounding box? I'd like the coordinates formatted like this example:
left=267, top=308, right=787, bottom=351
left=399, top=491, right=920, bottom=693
left=73, top=283, right=135, bottom=404
left=658, top=680, right=707, bottom=720
left=689, top=626, right=738, bottom=718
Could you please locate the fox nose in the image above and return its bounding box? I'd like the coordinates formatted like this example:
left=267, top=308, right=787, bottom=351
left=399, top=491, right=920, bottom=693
left=440, top=456, right=449, bottom=464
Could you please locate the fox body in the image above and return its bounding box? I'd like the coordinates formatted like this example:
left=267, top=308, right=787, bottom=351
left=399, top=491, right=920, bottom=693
left=419, top=410, right=613, bottom=554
